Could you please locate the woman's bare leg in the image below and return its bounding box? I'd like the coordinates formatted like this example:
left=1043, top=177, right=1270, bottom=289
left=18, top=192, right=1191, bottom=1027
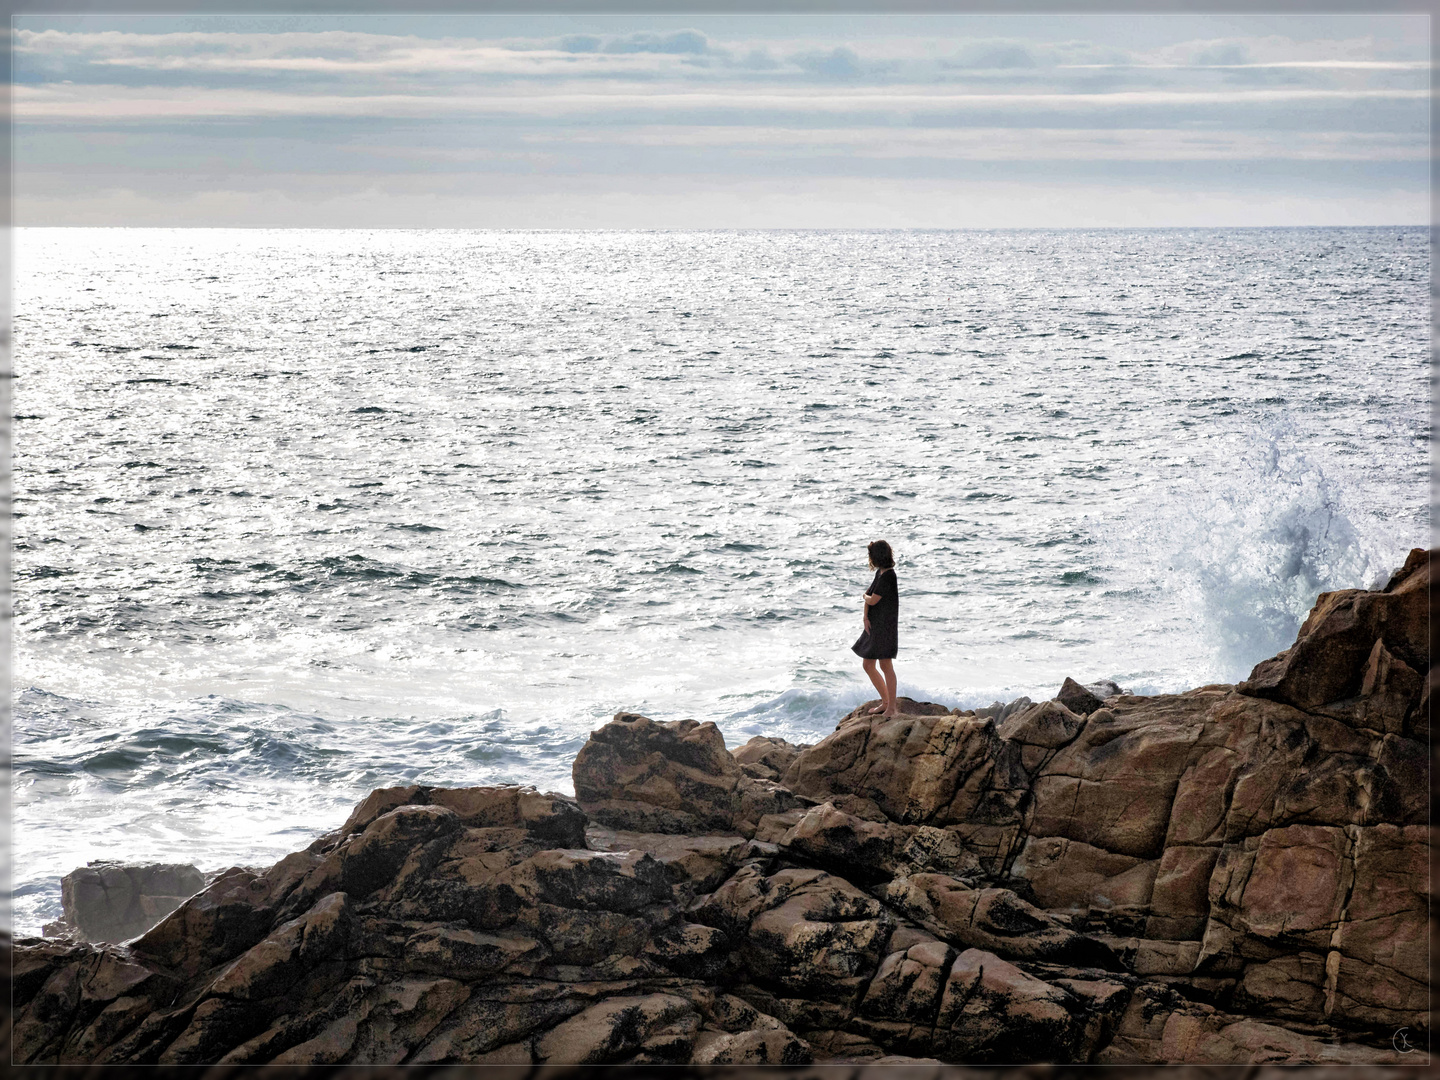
left=863, top=658, right=887, bottom=713
left=879, top=659, right=898, bottom=716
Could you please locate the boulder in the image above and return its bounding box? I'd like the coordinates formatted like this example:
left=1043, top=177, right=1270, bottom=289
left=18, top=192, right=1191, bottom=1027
left=783, top=710, right=1028, bottom=827
left=52, top=863, right=207, bottom=944
left=733, top=736, right=808, bottom=782
left=572, top=713, right=799, bottom=837
left=1085, top=679, right=1127, bottom=699
left=534, top=994, right=700, bottom=1064
left=876, top=874, right=1118, bottom=969
left=778, top=802, right=982, bottom=886
left=1238, top=548, right=1431, bottom=712
left=931, top=948, right=1085, bottom=1062
left=694, top=865, right=894, bottom=1003
left=1352, top=637, right=1423, bottom=735
left=1057, top=677, right=1106, bottom=716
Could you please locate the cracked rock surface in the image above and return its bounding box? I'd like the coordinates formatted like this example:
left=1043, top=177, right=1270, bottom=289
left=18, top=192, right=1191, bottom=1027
left=13, top=550, right=1432, bottom=1064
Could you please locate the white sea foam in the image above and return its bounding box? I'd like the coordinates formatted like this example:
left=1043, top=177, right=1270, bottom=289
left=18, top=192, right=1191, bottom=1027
left=1102, top=421, right=1412, bottom=684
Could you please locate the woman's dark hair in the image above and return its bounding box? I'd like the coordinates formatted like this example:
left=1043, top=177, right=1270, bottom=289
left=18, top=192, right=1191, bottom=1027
left=868, top=540, right=895, bottom=569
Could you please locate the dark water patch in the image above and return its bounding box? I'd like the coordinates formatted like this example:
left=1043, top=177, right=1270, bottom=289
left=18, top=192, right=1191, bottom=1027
left=1060, top=570, right=1102, bottom=586
left=19, top=565, right=69, bottom=579
left=452, top=615, right=501, bottom=630
left=389, top=523, right=445, bottom=533
left=353, top=406, right=387, bottom=414
left=465, top=745, right=509, bottom=763
left=444, top=574, right=522, bottom=590
left=83, top=748, right=153, bottom=775
left=642, top=562, right=702, bottom=575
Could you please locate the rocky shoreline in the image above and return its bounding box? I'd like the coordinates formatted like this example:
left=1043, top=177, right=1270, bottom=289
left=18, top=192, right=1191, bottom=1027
left=12, top=550, right=1433, bottom=1065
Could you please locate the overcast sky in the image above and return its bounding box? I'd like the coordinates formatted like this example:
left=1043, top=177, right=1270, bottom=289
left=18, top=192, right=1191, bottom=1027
left=12, top=12, right=1430, bottom=227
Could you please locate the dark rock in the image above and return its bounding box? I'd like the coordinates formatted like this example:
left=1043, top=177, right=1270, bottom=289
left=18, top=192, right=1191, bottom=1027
left=839, top=697, right=955, bottom=723
left=877, top=874, right=1119, bottom=969
left=1085, top=679, right=1127, bottom=699
left=998, top=696, right=1034, bottom=722
left=782, top=709, right=1027, bottom=828
left=1239, top=549, right=1431, bottom=711
left=998, top=699, right=1087, bottom=759
left=1057, top=677, right=1106, bottom=716
left=733, top=735, right=808, bottom=782
left=55, top=862, right=207, bottom=943
left=1356, top=637, right=1422, bottom=734
left=533, top=993, right=700, bottom=1064
left=572, top=714, right=744, bottom=835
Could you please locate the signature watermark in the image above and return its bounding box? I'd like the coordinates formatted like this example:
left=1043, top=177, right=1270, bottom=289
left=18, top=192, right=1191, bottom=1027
left=1392, top=1028, right=1415, bottom=1054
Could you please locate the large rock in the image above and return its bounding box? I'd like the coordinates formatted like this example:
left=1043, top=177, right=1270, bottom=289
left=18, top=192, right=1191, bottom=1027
left=1056, top=677, right=1106, bottom=716
left=572, top=714, right=801, bottom=837
left=782, top=711, right=1029, bottom=827
left=1238, top=547, right=1432, bottom=715
left=876, top=873, right=1118, bottom=968
left=50, top=862, right=207, bottom=944
left=694, top=865, right=895, bottom=1005
left=733, top=736, right=808, bottom=782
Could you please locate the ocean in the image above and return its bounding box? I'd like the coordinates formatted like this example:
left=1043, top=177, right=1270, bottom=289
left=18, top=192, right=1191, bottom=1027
left=10, top=226, right=1427, bottom=936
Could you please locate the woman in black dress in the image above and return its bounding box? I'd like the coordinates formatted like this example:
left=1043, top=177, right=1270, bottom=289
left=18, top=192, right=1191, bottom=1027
left=852, top=539, right=899, bottom=717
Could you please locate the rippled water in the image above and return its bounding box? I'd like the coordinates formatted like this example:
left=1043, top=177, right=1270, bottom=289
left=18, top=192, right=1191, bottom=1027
left=11, top=226, right=1427, bottom=935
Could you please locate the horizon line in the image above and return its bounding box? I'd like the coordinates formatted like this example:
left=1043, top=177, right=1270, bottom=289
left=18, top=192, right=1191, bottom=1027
left=12, top=222, right=1428, bottom=231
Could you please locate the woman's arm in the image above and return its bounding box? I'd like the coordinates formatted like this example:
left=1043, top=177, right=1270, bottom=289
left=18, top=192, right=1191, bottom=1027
left=864, top=592, right=881, bottom=606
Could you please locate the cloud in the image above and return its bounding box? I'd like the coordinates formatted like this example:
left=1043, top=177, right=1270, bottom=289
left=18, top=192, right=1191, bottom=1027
left=526, top=124, right=1426, bottom=163
left=738, top=48, right=780, bottom=71
left=792, top=46, right=864, bottom=80
left=13, top=26, right=1426, bottom=94
left=1063, top=60, right=1427, bottom=71
left=12, top=28, right=722, bottom=80
left=1192, top=41, right=1252, bottom=67
left=947, top=40, right=1039, bottom=70
left=603, top=30, right=710, bottom=56
left=557, top=35, right=601, bottom=54
left=14, top=81, right=1427, bottom=123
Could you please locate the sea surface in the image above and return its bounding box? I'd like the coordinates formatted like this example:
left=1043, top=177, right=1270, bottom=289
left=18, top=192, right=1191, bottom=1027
left=10, top=226, right=1428, bottom=936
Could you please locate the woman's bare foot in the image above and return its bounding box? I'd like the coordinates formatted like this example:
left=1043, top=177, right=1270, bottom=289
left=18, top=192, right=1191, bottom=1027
left=868, top=703, right=885, bottom=714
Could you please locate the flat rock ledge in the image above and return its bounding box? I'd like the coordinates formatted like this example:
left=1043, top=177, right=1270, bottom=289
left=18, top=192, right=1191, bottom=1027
left=13, top=551, right=1434, bottom=1065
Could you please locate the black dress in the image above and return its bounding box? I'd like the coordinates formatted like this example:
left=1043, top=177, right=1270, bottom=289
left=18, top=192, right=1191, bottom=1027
left=851, top=568, right=898, bottom=660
